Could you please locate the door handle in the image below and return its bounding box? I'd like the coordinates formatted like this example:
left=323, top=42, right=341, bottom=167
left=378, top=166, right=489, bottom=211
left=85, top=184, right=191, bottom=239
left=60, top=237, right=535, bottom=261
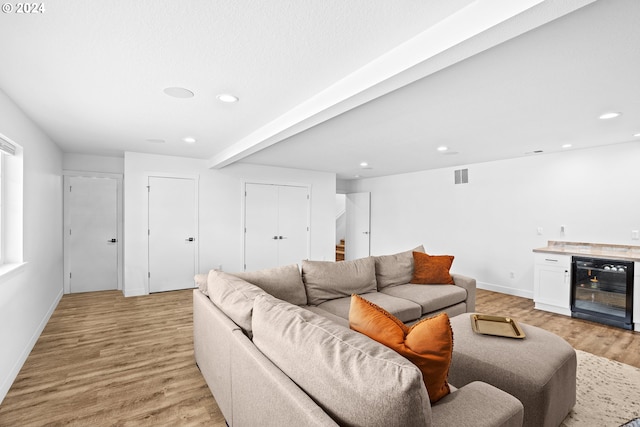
left=108, top=238, right=117, bottom=243
left=362, top=231, right=369, bottom=235
left=279, top=236, right=287, bottom=240
left=272, top=236, right=279, bottom=240
left=186, top=237, right=195, bottom=242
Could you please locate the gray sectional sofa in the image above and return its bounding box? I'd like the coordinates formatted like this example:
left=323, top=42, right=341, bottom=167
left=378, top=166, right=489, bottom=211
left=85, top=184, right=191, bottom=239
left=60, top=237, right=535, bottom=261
left=193, top=247, right=524, bottom=426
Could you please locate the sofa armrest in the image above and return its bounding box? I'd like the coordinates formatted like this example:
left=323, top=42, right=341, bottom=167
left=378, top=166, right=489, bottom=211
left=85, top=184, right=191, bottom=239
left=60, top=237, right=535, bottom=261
left=451, top=273, right=476, bottom=312
left=431, top=381, right=523, bottom=427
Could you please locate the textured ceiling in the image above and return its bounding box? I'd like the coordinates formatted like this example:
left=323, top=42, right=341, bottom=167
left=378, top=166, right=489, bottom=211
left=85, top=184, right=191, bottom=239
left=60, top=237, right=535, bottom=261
left=1, top=0, right=637, bottom=180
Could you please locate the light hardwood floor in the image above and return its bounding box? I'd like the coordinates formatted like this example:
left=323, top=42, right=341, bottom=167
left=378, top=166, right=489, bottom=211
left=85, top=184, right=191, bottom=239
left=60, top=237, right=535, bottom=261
left=0, top=290, right=225, bottom=426
left=0, top=288, right=638, bottom=426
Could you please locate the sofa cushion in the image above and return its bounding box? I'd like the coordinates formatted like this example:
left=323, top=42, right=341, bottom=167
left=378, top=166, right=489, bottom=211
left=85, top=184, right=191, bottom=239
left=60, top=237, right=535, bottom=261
left=349, top=294, right=453, bottom=403
left=317, top=292, right=422, bottom=323
left=411, top=252, right=455, bottom=284
left=232, top=264, right=307, bottom=306
left=252, top=294, right=432, bottom=426
left=302, top=257, right=377, bottom=306
left=374, top=245, right=425, bottom=289
left=381, top=283, right=467, bottom=315
left=207, top=270, right=266, bottom=334
left=194, top=273, right=209, bottom=295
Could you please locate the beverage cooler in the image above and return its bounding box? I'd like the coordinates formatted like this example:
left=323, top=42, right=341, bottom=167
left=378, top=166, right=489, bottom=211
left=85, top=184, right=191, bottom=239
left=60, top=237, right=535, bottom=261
left=571, top=256, right=634, bottom=330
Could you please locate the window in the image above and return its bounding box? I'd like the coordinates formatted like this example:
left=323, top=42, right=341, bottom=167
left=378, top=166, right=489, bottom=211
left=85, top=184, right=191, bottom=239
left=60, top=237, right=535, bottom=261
left=0, top=132, right=23, bottom=275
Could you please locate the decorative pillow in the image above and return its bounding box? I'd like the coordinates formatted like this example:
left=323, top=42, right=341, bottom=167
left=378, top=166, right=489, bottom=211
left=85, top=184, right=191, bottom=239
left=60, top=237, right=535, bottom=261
left=410, top=252, right=455, bottom=285
left=349, top=294, right=453, bottom=403
left=194, top=273, right=209, bottom=295
left=302, top=257, right=377, bottom=306
left=373, top=245, right=425, bottom=289
left=232, top=264, right=307, bottom=305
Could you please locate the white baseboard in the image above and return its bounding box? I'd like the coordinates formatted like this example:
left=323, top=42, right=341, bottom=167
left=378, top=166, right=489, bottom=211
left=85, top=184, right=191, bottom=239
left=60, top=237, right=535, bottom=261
left=477, top=281, right=533, bottom=299
left=0, top=287, right=63, bottom=404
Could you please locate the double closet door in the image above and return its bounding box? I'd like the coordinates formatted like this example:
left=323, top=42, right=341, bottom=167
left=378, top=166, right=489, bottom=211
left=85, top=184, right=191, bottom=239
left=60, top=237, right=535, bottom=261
left=244, top=183, right=309, bottom=271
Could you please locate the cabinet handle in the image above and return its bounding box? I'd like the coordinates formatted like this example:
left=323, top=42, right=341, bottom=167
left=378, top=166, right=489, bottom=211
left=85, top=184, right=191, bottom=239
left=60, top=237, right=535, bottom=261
left=545, top=259, right=558, bottom=262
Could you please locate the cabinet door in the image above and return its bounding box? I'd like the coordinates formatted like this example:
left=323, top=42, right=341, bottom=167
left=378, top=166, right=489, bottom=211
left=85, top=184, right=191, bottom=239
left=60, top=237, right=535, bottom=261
left=534, top=254, right=571, bottom=315
left=634, top=262, right=639, bottom=332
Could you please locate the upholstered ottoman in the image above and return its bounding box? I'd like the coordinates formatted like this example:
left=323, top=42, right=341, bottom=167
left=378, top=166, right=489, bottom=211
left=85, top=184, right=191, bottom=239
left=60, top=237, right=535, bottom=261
left=449, top=313, right=576, bottom=427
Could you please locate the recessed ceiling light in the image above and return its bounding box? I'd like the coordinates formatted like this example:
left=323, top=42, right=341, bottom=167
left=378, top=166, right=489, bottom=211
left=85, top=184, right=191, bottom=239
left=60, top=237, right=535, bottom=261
left=359, top=162, right=368, bottom=167
left=217, top=94, right=239, bottom=103
left=633, top=133, right=640, bottom=137
left=183, top=137, right=196, bottom=144
left=146, top=139, right=165, bottom=144
left=598, top=112, right=621, bottom=120
left=163, top=87, right=194, bottom=98
left=437, top=146, right=448, bottom=152
left=562, top=144, right=572, bottom=149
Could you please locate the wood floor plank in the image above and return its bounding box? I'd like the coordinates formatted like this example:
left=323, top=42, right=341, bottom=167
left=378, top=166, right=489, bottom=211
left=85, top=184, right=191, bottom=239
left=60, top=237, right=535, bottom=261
left=1, top=288, right=638, bottom=426
left=0, top=290, right=225, bottom=427
left=474, top=289, right=640, bottom=368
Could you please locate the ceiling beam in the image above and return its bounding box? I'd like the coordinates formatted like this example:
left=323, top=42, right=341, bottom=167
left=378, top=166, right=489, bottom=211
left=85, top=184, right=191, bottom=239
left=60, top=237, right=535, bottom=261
left=208, top=0, right=595, bottom=170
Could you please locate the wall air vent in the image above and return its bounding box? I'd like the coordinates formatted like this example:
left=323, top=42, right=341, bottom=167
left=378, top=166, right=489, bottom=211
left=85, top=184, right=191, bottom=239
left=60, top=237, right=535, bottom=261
left=454, top=168, right=468, bottom=185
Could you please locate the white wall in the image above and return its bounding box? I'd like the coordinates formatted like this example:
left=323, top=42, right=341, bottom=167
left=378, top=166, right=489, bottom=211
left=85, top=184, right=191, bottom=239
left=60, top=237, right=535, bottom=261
left=352, top=141, right=640, bottom=298
left=0, top=90, right=63, bottom=403
left=63, top=153, right=124, bottom=174
left=123, top=152, right=336, bottom=296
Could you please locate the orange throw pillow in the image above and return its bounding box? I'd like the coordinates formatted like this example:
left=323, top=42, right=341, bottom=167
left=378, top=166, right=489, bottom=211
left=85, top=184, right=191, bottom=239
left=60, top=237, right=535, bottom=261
left=411, top=252, right=455, bottom=284
left=349, top=294, right=453, bottom=403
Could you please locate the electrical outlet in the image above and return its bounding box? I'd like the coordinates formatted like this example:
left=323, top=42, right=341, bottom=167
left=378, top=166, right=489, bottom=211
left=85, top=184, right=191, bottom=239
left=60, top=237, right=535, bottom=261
left=632, top=230, right=639, bottom=240
left=509, top=272, right=515, bottom=279
left=537, top=227, right=543, bottom=235
left=560, top=225, right=566, bottom=234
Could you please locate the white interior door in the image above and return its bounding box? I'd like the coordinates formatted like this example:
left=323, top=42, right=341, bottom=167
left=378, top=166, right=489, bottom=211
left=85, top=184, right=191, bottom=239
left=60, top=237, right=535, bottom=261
left=244, top=183, right=309, bottom=271
left=277, top=185, right=309, bottom=266
left=148, top=176, right=197, bottom=293
left=244, top=184, right=279, bottom=271
left=346, top=192, right=371, bottom=260
left=66, top=176, right=118, bottom=293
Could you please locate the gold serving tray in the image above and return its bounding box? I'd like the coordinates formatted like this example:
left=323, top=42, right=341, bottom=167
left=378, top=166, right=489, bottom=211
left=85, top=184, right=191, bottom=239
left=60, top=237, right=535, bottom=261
left=470, top=314, right=526, bottom=339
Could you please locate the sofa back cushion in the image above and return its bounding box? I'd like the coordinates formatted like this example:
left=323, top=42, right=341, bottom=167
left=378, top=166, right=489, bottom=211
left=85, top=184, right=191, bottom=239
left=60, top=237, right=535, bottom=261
left=252, top=294, right=431, bottom=427
left=194, top=273, right=209, bottom=296
left=374, top=245, right=425, bottom=289
left=232, top=264, right=307, bottom=305
left=207, top=270, right=266, bottom=334
left=302, top=257, right=377, bottom=306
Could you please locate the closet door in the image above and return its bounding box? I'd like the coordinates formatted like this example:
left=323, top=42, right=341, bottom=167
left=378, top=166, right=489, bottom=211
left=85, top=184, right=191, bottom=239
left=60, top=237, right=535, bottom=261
left=276, top=185, right=309, bottom=267
left=148, top=176, right=197, bottom=293
left=345, top=192, right=371, bottom=260
left=244, top=184, right=279, bottom=271
left=65, top=176, right=119, bottom=293
left=244, top=183, right=309, bottom=271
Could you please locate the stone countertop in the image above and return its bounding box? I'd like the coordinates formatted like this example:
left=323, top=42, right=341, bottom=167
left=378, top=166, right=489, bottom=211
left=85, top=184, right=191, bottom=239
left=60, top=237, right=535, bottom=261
left=533, top=241, right=640, bottom=262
